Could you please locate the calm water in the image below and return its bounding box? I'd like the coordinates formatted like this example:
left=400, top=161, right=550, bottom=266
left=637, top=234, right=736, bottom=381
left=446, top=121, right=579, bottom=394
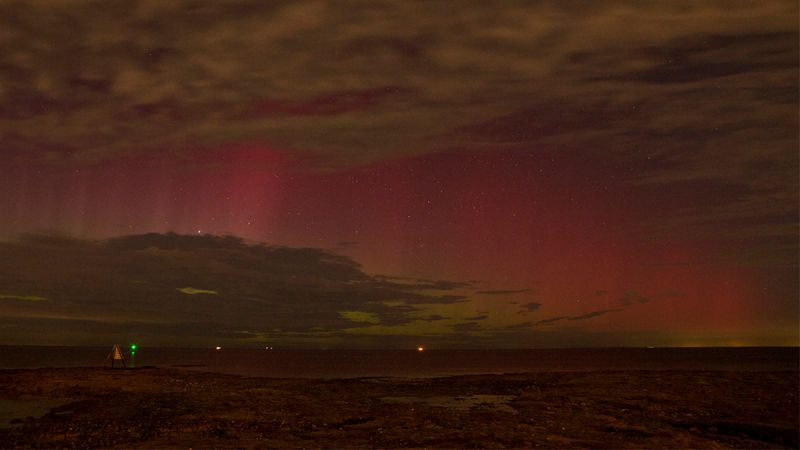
left=0, top=346, right=797, bottom=378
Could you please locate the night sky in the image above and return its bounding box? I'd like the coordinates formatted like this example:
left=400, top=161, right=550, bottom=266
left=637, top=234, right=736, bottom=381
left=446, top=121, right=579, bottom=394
left=0, top=1, right=797, bottom=348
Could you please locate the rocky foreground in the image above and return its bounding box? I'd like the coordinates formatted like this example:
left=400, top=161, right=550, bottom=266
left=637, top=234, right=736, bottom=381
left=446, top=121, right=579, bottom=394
left=0, top=367, right=797, bottom=448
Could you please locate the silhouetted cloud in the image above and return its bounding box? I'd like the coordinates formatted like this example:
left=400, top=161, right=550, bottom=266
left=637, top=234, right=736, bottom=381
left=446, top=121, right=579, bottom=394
left=475, top=289, right=531, bottom=296
left=619, top=291, right=650, bottom=306
left=0, top=233, right=472, bottom=344
left=417, top=314, right=448, bottom=322
left=594, top=32, right=797, bottom=84
left=371, top=276, right=471, bottom=291
left=568, top=309, right=625, bottom=321
left=521, top=302, right=542, bottom=312
left=536, top=316, right=569, bottom=326
left=464, top=314, right=488, bottom=321
left=535, top=309, right=624, bottom=326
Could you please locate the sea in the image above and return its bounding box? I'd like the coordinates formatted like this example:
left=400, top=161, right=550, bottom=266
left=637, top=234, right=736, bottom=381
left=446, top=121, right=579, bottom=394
left=0, top=346, right=797, bottom=379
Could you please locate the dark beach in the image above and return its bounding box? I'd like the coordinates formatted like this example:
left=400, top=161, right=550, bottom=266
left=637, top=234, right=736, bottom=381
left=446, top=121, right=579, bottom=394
left=1, top=367, right=797, bottom=448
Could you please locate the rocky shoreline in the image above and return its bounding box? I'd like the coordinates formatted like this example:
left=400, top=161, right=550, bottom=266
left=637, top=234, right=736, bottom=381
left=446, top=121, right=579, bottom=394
left=1, top=367, right=797, bottom=448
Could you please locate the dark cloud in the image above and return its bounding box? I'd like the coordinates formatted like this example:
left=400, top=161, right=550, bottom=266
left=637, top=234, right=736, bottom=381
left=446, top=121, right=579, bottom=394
left=372, top=276, right=471, bottom=291
left=464, top=314, right=488, bottom=321
left=1, top=1, right=794, bottom=173
left=619, top=291, right=650, bottom=307
left=536, top=316, right=569, bottom=326
left=0, top=233, right=469, bottom=344
left=419, top=280, right=473, bottom=291
left=475, top=289, right=532, bottom=296
left=568, top=309, right=625, bottom=321
left=535, top=309, right=624, bottom=326
left=436, top=295, right=469, bottom=303
left=596, top=32, right=797, bottom=84
left=417, top=314, right=448, bottom=322
left=521, top=302, right=542, bottom=312
left=0, top=316, right=261, bottom=344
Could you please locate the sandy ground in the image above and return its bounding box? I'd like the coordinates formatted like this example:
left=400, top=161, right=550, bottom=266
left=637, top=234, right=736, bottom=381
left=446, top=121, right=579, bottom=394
left=0, top=367, right=797, bottom=448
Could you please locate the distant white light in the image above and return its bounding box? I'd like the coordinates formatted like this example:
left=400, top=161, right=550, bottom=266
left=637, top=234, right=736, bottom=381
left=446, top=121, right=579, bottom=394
left=215, top=346, right=222, bottom=350
left=417, top=346, right=424, bottom=352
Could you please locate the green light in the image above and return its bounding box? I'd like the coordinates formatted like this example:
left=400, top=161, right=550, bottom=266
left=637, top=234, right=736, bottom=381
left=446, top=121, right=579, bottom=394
left=130, top=344, right=137, bottom=350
